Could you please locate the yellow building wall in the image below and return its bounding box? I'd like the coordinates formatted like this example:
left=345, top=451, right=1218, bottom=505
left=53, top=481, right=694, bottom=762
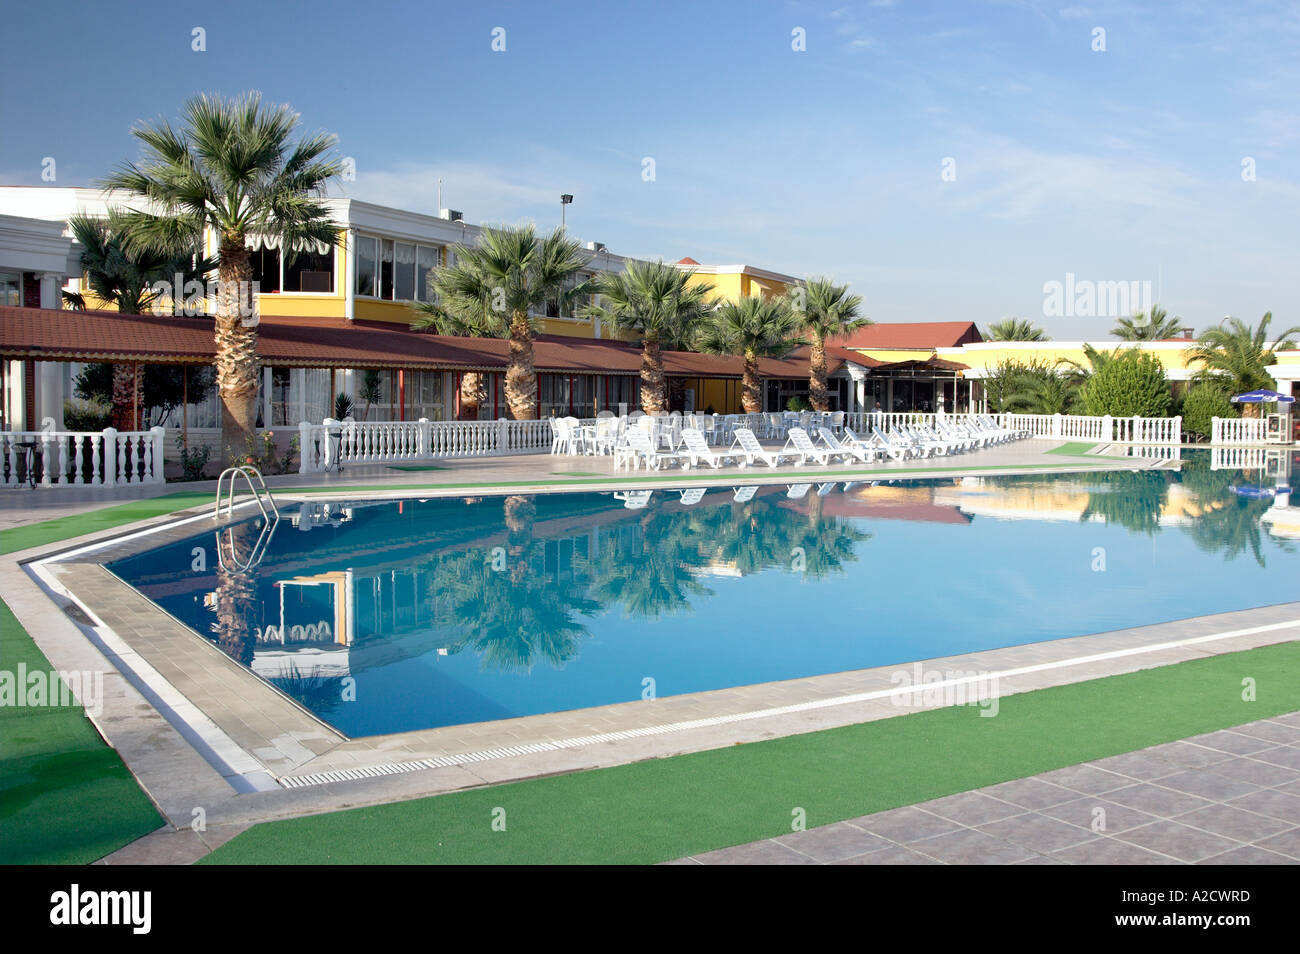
left=686, top=272, right=745, bottom=304
left=683, top=272, right=792, bottom=305
left=259, top=294, right=346, bottom=318
left=936, top=343, right=1198, bottom=375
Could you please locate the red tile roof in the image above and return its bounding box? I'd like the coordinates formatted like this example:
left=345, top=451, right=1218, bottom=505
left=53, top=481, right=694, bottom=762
left=0, top=306, right=882, bottom=379
left=835, top=321, right=982, bottom=350
left=676, top=257, right=700, bottom=265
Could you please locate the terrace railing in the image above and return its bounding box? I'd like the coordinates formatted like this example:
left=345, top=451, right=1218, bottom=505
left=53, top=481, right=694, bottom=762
left=845, top=412, right=1182, bottom=444
left=298, top=417, right=565, bottom=473
left=1210, top=417, right=1268, bottom=445
left=1, top=419, right=166, bottom=488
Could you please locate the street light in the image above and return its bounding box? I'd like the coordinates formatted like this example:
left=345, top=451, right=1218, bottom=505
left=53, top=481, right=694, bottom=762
left=560, top=194, right=573, bottom=228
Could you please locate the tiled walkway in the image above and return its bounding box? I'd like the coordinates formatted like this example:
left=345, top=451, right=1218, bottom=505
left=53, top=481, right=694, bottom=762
left=673, top=714, right=1300, bottom=864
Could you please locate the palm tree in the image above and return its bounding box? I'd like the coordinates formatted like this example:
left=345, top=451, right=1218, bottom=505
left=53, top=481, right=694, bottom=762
left=409, top=300, right=487, bottom=420
left=986, top=317, right=1049, bottom=341
left=1003, top=371, right=1078, bottom=415
left=791, top=277, right=869, bottom=411
left=1112, top=305, right=1183, bottom=341
left=694, top=296, right=804, bottom=413
left=103, top=92, right=344, bottom=452
left=581, top=260, right=715, bottom=413
left=430, top=224, right=592, bottom=419
left=1184, top=313, right=1300, bottom=417
left=68, top=214, right=211, bottom=430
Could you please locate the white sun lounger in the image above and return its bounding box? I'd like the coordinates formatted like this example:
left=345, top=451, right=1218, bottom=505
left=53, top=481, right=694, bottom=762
left=678, top=487, right=707, bottom=505
left=783, top=426, right=843, bottom=465
left=614, top=430, right=687, bottom=470
left=614, top=490, right=653, bottom=509
left=786, top=483, right=813, bottom=499
left=870, top=426, right=923, bottom=461
left=731, top=427, right=792, bottom=467
left=732, top=485, right=758, bottom=502
left=681, top=427, right=741, bottom=469
left=817, top=426, right=875, bottom=464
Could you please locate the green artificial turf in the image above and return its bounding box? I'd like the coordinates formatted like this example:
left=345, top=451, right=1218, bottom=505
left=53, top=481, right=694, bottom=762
left=0, top=598, right=163, bottom=864
left=0, top=491, right=211, bottom=555
left=1047, top=442, right=1100, bottom=457
left=201, top=641, right=1300, bottom=865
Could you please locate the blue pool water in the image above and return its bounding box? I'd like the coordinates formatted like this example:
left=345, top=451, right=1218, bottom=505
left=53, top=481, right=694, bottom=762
left=107, top=452, right=1300, bottom=737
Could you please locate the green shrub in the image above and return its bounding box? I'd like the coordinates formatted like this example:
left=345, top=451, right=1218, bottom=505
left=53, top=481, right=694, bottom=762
left=174, top=437, right=212, bottom=481
left=63, top=398, right=112, bottom=432
left=785, top=395, right=811, bottom=412
left=1080, top=350, right=1171, bottom=417
left=1180, top=384, right=1236, bottom=441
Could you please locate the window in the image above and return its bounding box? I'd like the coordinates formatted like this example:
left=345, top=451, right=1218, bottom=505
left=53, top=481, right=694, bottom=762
left=354, top=235, right=444, bottom=302
left=355, top=236, right=377, bottom=297
left=416, top=246, right=438, bottom=301
left=270, top=368, right=292, bottom=426
left=249, top=248, right=280, bottom=293
left=285, top=247, right=334, bottom=293
left=394, top=243, right=415, bottom=301
left=379, top=239, right=394, bottom=299
left=0, top=273, right=20, bottom=308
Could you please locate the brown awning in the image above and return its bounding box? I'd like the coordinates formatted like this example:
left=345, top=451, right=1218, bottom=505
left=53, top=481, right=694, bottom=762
left=2, top=305, right=888, bottom=380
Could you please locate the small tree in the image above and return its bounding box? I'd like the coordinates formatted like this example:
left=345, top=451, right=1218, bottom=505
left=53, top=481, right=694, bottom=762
left=694, top=297, right=804, bottom=413
left=980, top=358, right=1059, bottom=413
left=1080, top=350, right=1171, bottom=417
left=986, top=317, right=1049, bottom=341
left=1180, top=384, right=1236, bottom=441
left=358, top=370, right=382, bottom=421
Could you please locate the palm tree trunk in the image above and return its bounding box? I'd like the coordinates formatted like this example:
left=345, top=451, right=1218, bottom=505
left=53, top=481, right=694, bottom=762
left=110, top=362, right=141, bottom=430
left=215, top=241, right=259, bottom=455
left=641, top=337, right=667, bottom=414
left=742, top=352, right=762, bottom=414
left=213, top=524, right=257, bottom=666
left=503, top=494, right=535, bottom=585
left=809, top=336, right=829, bottom=412
left=458, top=371, right=484, bottom=421
left=505, top=310, right=537, bottom=420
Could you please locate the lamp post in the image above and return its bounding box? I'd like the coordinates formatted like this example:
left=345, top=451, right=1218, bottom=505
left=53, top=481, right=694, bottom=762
left=560, top=193, right=573, bottom=228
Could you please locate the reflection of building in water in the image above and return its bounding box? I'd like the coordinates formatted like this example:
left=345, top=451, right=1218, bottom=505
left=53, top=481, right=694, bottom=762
left=932, top=476, right=1214, bottom=527
left=251, top=570, right=354, bottom=680
left=293, top=499, right=391, bottom=530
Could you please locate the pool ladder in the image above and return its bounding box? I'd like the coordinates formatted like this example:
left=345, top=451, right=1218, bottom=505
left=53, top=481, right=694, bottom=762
left=214, top=465, right=280, bottom=523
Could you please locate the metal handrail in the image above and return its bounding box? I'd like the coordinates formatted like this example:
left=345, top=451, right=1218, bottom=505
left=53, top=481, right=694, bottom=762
left=214, top=465, right=280, bottom=522
left=215, top=516, right=279, bottom=573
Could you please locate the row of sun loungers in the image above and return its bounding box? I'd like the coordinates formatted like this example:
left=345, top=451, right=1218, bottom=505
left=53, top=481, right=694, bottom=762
left=613, top=416, right=1028, bottom=470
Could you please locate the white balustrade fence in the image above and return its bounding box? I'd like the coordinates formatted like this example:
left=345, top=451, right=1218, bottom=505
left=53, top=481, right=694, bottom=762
left=1210, top=446, right=1271, bottom=470
left=845, top=411, right=1182, bottom=444
left=298, top=417, right=564, bottom=472
left=1210, top=417, right=1268, bottom=445
left=1, top=420, right=166, bottom=488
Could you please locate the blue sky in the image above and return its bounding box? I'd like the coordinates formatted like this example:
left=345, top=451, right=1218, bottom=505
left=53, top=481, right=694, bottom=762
left=2, top=0, right=1298, bottom=337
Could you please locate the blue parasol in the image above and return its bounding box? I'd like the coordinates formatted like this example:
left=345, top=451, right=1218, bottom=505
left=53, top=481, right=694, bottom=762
left=1230, top=388, right=1295, bottom=404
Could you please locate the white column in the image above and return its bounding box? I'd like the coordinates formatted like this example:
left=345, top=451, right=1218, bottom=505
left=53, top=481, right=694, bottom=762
left=344, top=229, right=356, bottom=321
left=4, top=360, right=24, bottom=430
left=38, top=272, right=62, bottom=309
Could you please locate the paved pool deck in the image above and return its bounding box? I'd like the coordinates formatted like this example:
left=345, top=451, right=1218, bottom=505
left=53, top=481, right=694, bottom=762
left=8, top=437, right=1295, bottom=865
left=671, top=714, right=1300, bottom=865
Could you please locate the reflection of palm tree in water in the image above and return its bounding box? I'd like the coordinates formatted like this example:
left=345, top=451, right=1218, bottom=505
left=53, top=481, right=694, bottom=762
left=432, top=495, right=600, bottom=673
left=210, top=522, right=259, bottom=666
left=427, top=488, right=871, bottom=673
left=583, top=495, right=714, bottom=618
left=1080, top=470, right=1171, bottom=536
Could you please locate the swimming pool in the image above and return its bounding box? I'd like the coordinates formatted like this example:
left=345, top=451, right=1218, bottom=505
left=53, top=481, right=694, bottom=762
left=106, top=452, right=1299, bottom=737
